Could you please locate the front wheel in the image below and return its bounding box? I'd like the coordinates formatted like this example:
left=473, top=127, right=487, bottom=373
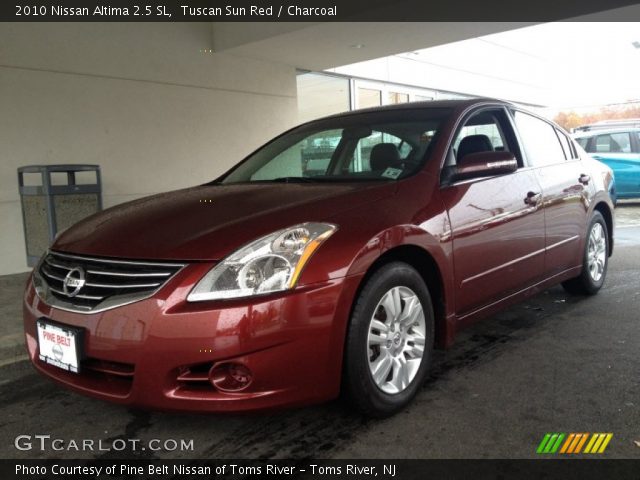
left=343, top=262, right=434, bottom=417
left=562, top=211, right=609, bottom=295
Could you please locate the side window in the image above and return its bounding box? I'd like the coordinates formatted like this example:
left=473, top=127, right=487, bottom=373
left=612, top=132, right=631, bottom=153
left=555, top=129, right=575, bottom=160
left=575, top=137, right=589, bottom=150
left=513, top=111, right=565, bottom=167
left=595, top=132, right=631, bottom=153
left=569, top=138, right=578, bottom=159
left=454, top=122, right=505, bottom=152
left=451, top=110, right=511, bottom=164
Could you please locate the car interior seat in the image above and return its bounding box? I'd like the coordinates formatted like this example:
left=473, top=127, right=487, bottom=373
left=457, top=134, right=494, bottom=162
left=370, top=143, right=401, bottom=171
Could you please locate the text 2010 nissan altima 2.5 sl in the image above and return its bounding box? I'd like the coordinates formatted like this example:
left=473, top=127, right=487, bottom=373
left=23, top=99, right=614, bottom=416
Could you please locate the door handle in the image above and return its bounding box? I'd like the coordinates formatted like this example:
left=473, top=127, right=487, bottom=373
left=579, top=174, right=591, bottom=185
left=524, top=191, right=541, bottom=206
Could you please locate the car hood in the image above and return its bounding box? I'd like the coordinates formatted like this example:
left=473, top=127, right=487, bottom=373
left=54, top=182, right=397, bottom=261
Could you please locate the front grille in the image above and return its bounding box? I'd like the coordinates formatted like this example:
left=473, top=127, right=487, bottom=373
left=35, top=250, right=184, bottom=313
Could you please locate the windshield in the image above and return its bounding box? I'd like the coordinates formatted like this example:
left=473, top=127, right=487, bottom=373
left=218, top=108, right=450, bottom=184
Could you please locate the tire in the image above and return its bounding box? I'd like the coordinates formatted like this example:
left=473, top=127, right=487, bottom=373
left=343, top=262, right=434, bottom=417
left=562, top=211, right=609, bottom=295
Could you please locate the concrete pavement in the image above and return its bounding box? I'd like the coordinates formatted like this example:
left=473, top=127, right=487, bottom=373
left=0, top=273, right=29, bottom=366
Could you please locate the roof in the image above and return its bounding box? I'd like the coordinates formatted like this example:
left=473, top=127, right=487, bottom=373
left=316, top=97, right=514, bottom=122
left=573, top=127, right=640, bottom=138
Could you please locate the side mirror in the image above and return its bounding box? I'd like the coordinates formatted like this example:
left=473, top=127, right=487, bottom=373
left=450, top=151, right=518, bottom=183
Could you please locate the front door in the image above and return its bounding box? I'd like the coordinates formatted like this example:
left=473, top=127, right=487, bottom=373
left=442, top=108, right=546, bottom=317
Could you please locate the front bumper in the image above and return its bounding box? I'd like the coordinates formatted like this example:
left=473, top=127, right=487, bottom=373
left=23, top=263, right=362, bottom=412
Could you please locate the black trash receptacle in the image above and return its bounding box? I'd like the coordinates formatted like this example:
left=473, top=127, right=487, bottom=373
left=18, top=164, right=102, bottom=266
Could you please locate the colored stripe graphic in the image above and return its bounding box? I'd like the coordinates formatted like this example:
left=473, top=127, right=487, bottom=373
left=538, top=433, right=613, bottom=454
left=560, top=434, right=575, bottom=454
left=537, top=433, right=565, bottom=454
left=574, top=433, right=589, bottom=453
left=584, top=433, right=613, bottom=454
left=537, top=433, right=552, bottom=454
left=567, top=433, right=582, bottom=453
left=550, top=433, right=565, bottom=453
left=544, top=434, right=559, bottom=453
left=598, top=434, right=613, bottom=453
left=584, top=433, right=598, bottom=453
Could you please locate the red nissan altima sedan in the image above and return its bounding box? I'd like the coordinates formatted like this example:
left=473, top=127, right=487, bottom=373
left=23, top=99, right=614, bottom=416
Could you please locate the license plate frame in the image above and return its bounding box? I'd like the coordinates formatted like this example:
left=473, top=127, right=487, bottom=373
left=36, top=319, right=84, bottom=374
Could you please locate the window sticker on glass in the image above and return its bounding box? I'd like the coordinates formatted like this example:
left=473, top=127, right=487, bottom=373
left=382, top=167, right=402, bottom=179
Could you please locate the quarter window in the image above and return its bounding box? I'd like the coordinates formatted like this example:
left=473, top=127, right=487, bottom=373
left=555, top=129, right=575, bottom=160
left=513, top=111, right=565, bottom=167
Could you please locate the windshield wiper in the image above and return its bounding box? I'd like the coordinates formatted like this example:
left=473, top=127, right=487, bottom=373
left=268, top=177, right=320, bottom=183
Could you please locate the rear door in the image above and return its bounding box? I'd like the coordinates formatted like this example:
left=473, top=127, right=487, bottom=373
left=441, top=107, right=546, bottom=316
left=511, top=110, right=589, bottom=276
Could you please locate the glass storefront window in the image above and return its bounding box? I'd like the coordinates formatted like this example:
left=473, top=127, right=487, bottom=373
left=297, top=73, right=350, bottom=123
left=358, top=88, right=382, bottom=109
left=388, top=92, right=409, bottom=104
left=296, top=72, right=472, bottom=121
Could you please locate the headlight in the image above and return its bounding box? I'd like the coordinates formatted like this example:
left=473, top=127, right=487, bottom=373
left=187, top=222, right=337, bottom=302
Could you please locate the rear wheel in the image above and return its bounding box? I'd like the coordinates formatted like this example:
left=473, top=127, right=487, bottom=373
left=562, top=211, right=609, bottom=295
left=344, top=262, right=434, bottom=417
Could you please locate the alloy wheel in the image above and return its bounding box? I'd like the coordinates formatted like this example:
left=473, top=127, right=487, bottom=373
left=367, top=286, right=426, bottom=394
left=587, top=222, right=607, bottom=282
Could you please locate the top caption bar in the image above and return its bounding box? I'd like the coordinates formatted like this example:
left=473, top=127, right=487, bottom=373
left=3, top=0, right=640, bottom=22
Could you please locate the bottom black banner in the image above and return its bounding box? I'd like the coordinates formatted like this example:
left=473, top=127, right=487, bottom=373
left=4, top=459, right=640, bottom=480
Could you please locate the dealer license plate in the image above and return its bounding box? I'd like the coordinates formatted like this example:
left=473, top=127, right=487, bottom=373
left=36, top=320, right=83, bottom=373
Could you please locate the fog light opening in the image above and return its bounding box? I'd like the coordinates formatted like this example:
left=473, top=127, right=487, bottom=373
left=209, top=363, right=253, bottom=392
